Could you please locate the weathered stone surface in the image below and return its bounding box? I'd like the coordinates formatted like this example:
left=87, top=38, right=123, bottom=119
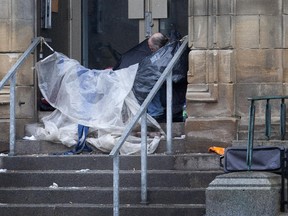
left=0, top=118, right=34, bottom=145
left=284, top=15, right=288, bottom=48
left=283, top=49, right=288, bottom=81
left=0, top=54, right=34, bottom=85
left=284, top=0, right=288, bottom=14
left=216, top=15, right=233, bottom=48
left=217, top=0, right=233, bottom=15
left=235, top=15, right=259, bottom=48
left=283, top=83, right=288, bottom=96
left=188, top=50, right=207, bottom=84
left=235, top=83, right=284, bottom=122
left=189, top=15, right=233, bottom=49
left=0, top=86, right=35, bottom=119
left=16, top=118, right=36, bottom=139
left=188, top=49, right=235, bottom=84
left=188, top=16, right=194, bottom=48
left=236, top=0, right=281, bottom=15
left=236, top=49, right=282, bottom=83
left=0, top=20, right=11, bottom=52
left=186, top=83, right=218, bottom=102
left=0, top=120, right=9, bottom=147
left=0, top=54, right=16, bottom=80
left=0, top=0, right=34, bottom=52
left=189, top=0, right=233, bottom=16
left=11, top=0, right=34, bottom=20
left=260, top=15, right=282, bottom=48
left=217, top=50, right=235, bottom=83
left=206, top=172, right=281, bottom=216
left=16, top=55, right=34, bottom=86
left=189, top=0, right=209, bottom=16
left=190, top=16, right=210, bottom=48
left=186, top=83, right=234, bottom=117
left=0, top=0, right=10, bottom=19
left=185, top=117, right=238, bottom=151
left=11, top=19, right=34, bottom=52
left=15, top=86, right=35, bottom=119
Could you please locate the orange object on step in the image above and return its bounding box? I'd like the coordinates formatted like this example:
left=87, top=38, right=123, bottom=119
left=208, top=146, right=225, bottom=156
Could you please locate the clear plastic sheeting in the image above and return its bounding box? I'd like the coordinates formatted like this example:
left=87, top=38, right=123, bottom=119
left=34, top=52, right=162, bottom=155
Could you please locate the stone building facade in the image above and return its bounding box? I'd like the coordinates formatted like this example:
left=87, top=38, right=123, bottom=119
left=186, top=0, right=288, bottom=151
left=0, top=0, right=36, bottom=150
left=0, top=0, right=287, bottom=152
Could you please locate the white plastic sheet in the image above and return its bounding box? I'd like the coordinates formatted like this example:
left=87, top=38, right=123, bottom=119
left=34, top=52, right=162, bottom=154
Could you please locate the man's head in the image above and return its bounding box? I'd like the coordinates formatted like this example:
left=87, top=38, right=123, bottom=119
left=148, top=33, right=168, bottom=52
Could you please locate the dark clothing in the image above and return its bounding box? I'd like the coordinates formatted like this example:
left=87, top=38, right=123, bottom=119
left=113, top=39, right=152, bottom=70
left=113, top=37, right=188, bottom=123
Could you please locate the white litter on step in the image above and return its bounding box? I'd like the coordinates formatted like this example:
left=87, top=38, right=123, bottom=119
left=22, top=135, right=36, bottom=140
left=49, top=182, right=59, bottom=188
left=75, top=169, right=90, bottom=173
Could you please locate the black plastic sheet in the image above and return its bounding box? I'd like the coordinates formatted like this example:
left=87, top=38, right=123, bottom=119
left=132, top=40, right=189, bottom=119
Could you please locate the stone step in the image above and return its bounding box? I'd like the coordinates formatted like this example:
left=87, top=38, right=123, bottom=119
left=0, top=153, right=221, bottom=216
left=0, top=170, right=222, bottom=188
left=237, top=123, right=287, bottom=140
left=26, top=117, right=186, bottom=138
left=19, top=121, right=188, bottom=155
left=0, top=187, right=205, bottom=205
left=232, top=139, right=288, bottom=148
left=0, top=154, right=222, bottom=171
left=237, top=131, right=286, bottom=140
left=14, top=135, right=207, bottom=155
left=0, top=203, right=206, bottom=216
left=14, top=138, right=189, bottom=155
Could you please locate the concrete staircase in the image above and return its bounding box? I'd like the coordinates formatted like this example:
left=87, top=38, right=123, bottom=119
left=0, top=122, right=224, bottom=216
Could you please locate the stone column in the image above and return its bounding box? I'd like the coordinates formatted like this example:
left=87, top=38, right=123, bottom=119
left=206, top=172, right=282, bottom=216
left=186, top=0, right=238, bottom=152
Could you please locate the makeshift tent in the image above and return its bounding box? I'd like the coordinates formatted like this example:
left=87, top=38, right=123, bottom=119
left=34, top=52, right=162, bottom=155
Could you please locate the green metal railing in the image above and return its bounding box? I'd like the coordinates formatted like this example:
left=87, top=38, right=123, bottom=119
left=247, top=95, right=288, bottom=170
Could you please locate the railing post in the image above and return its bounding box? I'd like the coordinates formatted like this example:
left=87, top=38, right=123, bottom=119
left=0, top=37, right=43, bottom=156
left=166, top=71, right=173, bottom=154
left=109, top=36, right=188, bottom=216
left=280, top=98, right=286, bottom=140
left=141, top=110, right=148, bottom=204
left=247, top=99, right=255, bottom=170
left=265, top=99, right=271, bottom=140
left=113, top=154, right=120, bottom=216
left=9, top=74, right=16, bottom=156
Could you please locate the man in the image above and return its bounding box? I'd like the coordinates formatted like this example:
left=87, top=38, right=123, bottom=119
left=113, top=33, right=169, bottom=122
left=113, top=32, right=168, bottom=70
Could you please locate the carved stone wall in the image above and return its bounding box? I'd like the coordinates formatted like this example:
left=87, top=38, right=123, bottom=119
left=187, top=0, right=287, bottom=151
left=0, top=0, right=36, bottom=147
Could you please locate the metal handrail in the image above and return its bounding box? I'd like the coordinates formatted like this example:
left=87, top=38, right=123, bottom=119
left=247, top=95, right=288, bottom=170
left=0, top=37, right=45, bottom=156
left=109, top=36, right=188, bottom=216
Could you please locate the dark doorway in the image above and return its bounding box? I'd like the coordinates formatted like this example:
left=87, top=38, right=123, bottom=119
left=83, top=0, right=139, bottom=69
left=83, top=0, right=188, bottom=70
